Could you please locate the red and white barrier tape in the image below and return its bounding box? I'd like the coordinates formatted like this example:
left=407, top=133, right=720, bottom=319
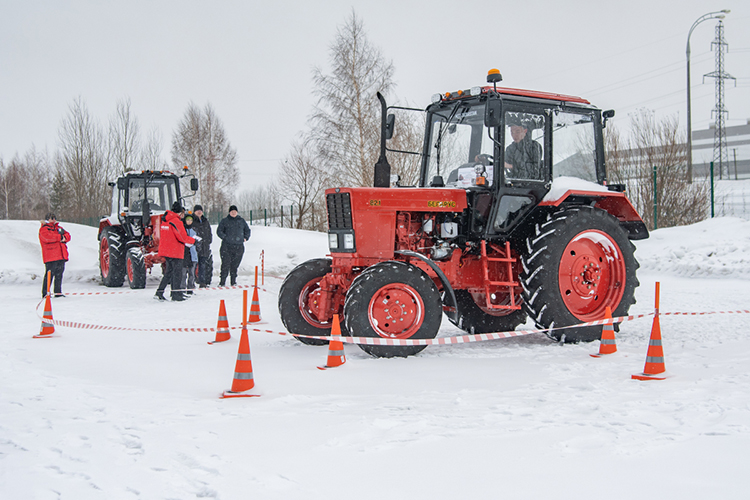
left=36, top=297, right=749, bottom=346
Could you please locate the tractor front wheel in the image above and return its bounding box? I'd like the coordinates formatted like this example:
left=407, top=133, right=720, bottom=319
left=126, top=247, right=146, bottom=289
left=344, top=261, right=442, bottom=358
left=278, top=258, right=340, bottom=346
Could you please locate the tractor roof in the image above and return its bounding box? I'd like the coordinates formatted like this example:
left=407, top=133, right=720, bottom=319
left=435, top=86, right=591, bottom=106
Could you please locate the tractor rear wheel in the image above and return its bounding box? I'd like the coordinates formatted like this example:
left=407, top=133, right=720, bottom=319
left=448, top=290, right=527, bottom=334
left=99, top=227, right=125, bottom=287
left=344, top=261, right=442, bottom=358
left=278, top=258, right=339, bottom=346
left=126, top=247, right=146, bottom=289
left=520, top=206, right=639, bottom=343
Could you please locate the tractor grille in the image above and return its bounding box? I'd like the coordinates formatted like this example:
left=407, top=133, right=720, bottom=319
left=327, top=192, right=353, bottom=230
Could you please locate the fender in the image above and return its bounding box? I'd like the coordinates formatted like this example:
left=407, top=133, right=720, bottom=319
left=539, top=189, right=649, bottom=240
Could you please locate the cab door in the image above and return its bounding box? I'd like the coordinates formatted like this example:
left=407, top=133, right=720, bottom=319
left=488, top=104, right=551, bottom=236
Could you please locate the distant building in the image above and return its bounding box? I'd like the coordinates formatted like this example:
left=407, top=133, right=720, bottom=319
left=605, top=119, right=750, bottom=181
left=692, top=120, right=750, bottom=179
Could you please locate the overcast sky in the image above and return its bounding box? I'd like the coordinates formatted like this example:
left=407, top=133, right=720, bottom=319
left=1, top=0, right=748, bottom=192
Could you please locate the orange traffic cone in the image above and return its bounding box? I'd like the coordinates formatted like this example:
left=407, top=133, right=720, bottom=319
left=208, top=300, right=231, bottom=344
left=318, top=314, right=346, bottom=370
left=34, top=294, right=56, bottom=338
left=221, top=328, right=260, bottom=398
left=247, top=286, right=261, bottom=323
left=591, top=306, right=617, bottom=357
left=633, top=283, right=667, bottom=380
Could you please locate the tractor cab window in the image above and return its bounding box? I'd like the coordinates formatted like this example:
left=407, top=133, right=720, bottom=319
left=552, top=111, right=597, bottom=182
left=126, top=177, right=177, bottom=214
left=424, top=102, right=494, bottom=188
left=503, top=111, right=545, bottom=182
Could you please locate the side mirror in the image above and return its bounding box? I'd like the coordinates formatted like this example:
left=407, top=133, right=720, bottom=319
left=385, top=114, right=395, bottom=140
left=485, top=99, right=502, bottom=128
left=602, top=109, right=615, bottom=128
left=190, top=178, right=199, bottom=191
left=117, top=178, right=128, bottom=190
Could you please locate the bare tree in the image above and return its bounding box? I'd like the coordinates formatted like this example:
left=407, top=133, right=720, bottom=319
left=57, top=97, right=113, bottom=221
left=0, top=156, right=22, bottom=219
left=279, top=139, right=330, bottom=229
left=142, top=126, right=167, bottom=171
left=606, top=110, right=709, bottom=229
left=309, top=11, right=394, bottom=188
left=171, top=102, right=239, bottom=213
left=109, top=97, right=141, bottom=173
left=386, top=108, right=424, bottom=186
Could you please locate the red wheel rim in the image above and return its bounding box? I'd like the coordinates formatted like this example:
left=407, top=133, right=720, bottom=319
left=558, top=229, right=626, bottom=321
left=100, top=238, right=110, bottom=277
left=367, top=283, right=425, bottom=339
left=298, top=277, right=331, bottom=329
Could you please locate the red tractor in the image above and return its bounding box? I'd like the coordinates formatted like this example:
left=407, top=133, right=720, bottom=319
left=278, top=70, right=648, bottom=357
left=98, top=169, right=198, bottom=288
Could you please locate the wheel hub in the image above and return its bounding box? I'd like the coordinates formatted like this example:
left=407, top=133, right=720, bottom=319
left=298, top=278, right=331, bottom=328
left=369, top=285, right=424, bottom=338
left=559, top=230, right=625, bottom=320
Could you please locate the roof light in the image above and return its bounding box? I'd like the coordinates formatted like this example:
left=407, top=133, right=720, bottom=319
left=431, top=93, right=441, bottom=103
left=470, top=86, right=482, bottom=96
left=487, top=68, right=503, bottom=84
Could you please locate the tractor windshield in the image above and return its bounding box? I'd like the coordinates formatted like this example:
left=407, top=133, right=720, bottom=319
left=422, top=102, right=494, bottom=188
left=126, top=176, right=178, bottom=214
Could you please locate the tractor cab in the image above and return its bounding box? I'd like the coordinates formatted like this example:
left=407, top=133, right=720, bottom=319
left=415, top=72, right=609, bottom=239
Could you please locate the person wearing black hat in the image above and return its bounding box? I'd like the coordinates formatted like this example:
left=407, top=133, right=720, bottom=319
left=191, top=204, right=213, bottom=287
left=216, top=205, right=250, bottom=286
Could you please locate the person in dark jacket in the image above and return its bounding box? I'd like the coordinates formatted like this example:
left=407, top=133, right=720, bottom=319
left=216, top=204, right=250, bottom=286
left=155, top=202, right=197, bottom=301
left=192, top=204, right=213, bottom=287
left=38, top=213, right=71, bottom=298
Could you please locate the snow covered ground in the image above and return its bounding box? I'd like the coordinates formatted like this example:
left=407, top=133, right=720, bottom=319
left=1, top=216, right=749, bottom=499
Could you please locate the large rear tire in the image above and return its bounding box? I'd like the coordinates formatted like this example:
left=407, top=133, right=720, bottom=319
left=278, top=258, right=338, bottom=346
left=448, top=290, right=527, bottom=334
left=344, top=261, right=442, bottom=358
left=520, top=206, right=639, bottom=343
left=126, top=247, right=146, bottom=289
left=99, top=227, right=125, bottom=287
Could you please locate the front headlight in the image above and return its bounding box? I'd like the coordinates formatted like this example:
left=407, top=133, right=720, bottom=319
left=343, top=233, right=355, bottom=249
left=328, top=233, right=338, bottom=249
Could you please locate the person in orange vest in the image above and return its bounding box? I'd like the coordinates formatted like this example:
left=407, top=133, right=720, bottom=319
left=155, top=202, right=197, bottom=302
left=38, top=212, right=71, bottom=299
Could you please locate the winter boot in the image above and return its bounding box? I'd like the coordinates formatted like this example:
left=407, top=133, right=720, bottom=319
left=154, top=292, right=167, bottom=301
left=171, top=293, right=186, bottom=302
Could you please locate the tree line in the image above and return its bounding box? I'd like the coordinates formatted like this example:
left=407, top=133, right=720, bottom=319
left=0, top=98, right=239, bottom=223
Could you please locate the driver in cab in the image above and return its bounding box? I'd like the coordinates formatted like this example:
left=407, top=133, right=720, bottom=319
left=504, top=118, right=543, bottom=180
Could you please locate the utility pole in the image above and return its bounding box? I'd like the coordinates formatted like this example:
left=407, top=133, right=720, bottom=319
left=703, top=20, right=736, bottom=180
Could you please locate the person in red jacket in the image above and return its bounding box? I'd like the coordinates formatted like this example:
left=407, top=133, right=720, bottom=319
left=155, top=202, right=197, bottom=301
left=38, top=213, right=71, bottom=298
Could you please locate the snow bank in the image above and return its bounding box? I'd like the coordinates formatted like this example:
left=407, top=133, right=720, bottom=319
left=634, top=217, right=750, bottom=277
